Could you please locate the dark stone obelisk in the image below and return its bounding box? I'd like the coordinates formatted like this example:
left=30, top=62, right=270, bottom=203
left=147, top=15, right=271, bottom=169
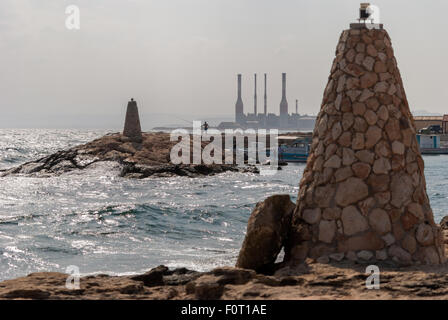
left=123, top=98, right=142, bottom=142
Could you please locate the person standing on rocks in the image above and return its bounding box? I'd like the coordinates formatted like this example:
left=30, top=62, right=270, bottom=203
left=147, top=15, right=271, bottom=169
left=202, top=121, right=209, bottom=133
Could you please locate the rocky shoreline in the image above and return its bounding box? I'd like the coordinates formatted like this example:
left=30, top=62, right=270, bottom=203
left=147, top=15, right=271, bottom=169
left=0, top=132, right=259, bottom=178
left=0, top=193, right=448, bottom=300
left=3, top=250, right=448, bottom=300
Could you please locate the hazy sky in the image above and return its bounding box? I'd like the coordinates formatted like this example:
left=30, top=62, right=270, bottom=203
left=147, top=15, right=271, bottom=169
left=1, top=0, right=448, bottom=129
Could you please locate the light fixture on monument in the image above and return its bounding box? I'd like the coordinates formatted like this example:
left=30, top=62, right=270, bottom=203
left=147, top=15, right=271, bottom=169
left=350, top=3, right=382, bottom=30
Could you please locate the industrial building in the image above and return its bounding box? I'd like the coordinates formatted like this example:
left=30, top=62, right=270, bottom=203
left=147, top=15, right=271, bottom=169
left=220, top=73, right=316, bottom=130
left=413, top=115, right=448, bottom=133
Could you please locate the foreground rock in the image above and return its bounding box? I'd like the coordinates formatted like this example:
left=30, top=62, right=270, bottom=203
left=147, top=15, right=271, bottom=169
left=4, top=243, right=448, bottom=300
left=0, top=133, right=259, bottom=178
left=236, top=195, right=295, bottom=273
left=1, top=221, right=448, bottom=300
left=440, top=216, right=448, bottom=231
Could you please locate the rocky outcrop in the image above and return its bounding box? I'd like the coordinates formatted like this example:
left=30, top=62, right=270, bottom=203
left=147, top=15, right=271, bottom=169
left=0, top=133, right=259, bottom=178
left=1, top=227, right=448, bottom=300
left=235, top=195, right=295, bottom=273
left=440, top=216, right=448, bottom=231
left=287, top=27, right=445, bottom=265
left=186, top=267, right=257, bottom=300
left=4, top=249, right=448, bottom=300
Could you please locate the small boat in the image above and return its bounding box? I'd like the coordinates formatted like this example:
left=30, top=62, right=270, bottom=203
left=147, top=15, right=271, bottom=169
left=417, top=134, right=448, bottom=154
left=278, top=137, right=311, bottom=163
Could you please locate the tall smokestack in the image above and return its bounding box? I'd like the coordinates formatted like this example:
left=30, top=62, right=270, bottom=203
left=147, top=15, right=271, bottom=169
left=238, top=74, right=242, bottom=98
left=264, top=73, right=267, bottom=115
left=235, top=74, right=244, bottom=123
left=282, top=73, right=286, bottom=97
left=279, top=73, right=288, bottom=128
left=296, top=99, right=298, bottom=114
left=280, top=73, right=288, bottom=115
left=254, top=73, right=257, bottom=115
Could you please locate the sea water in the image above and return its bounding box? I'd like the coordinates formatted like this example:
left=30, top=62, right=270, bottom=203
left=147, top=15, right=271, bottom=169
left=0, top=129, right=447, bottom=281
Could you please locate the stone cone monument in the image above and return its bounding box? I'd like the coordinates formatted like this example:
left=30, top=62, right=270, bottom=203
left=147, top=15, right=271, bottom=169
left=286, top=26, right=446, bottom=265
left=123, top=98, right=143, bottom=142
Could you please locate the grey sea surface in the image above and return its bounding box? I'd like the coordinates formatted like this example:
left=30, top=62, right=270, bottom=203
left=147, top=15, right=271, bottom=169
left=0, top=129, right=446, bottom=281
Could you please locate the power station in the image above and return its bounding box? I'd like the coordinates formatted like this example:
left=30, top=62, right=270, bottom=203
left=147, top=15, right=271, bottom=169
left=228, top=73, right=316, bottom=130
